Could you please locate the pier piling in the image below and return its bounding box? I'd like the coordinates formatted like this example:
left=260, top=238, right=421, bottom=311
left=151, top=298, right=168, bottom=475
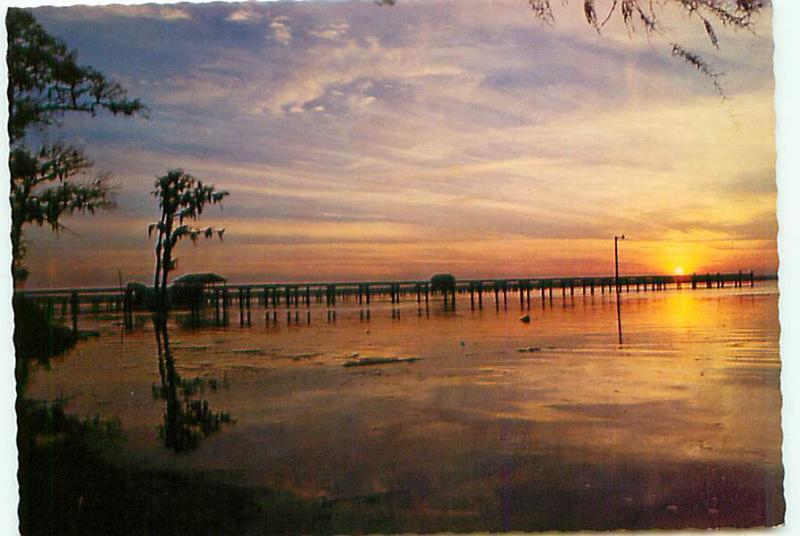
left=70, top=291, right=79, bottom=335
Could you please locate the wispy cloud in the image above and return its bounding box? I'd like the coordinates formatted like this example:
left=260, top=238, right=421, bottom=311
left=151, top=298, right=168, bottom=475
left=45, top=4, right=192, bottom=20
left=270, top=16, right=292, bottom=45
left=226, top=4, right=266, bottom=23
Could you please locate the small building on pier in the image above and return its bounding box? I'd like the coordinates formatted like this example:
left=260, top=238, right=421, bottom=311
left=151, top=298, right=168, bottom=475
left=171, top=272, right=227, bottom=308
left=430, top=273, right=456, bottom=293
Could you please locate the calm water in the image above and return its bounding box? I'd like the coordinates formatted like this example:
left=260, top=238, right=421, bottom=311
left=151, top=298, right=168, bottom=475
left=27, top=282, right=784, bottom=531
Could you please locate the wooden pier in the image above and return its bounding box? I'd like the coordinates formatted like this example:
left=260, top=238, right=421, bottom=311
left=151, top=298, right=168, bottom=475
left=15, top=270, right=772, bottom=331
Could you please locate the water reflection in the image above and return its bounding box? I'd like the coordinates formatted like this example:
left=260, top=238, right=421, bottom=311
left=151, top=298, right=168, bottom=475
left=152, top=311, right=231, bottom=452
left=26, top=283, right=784, bottom=529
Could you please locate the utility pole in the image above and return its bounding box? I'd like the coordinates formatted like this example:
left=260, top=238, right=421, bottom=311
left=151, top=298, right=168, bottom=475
left=614, top=235, right=625, bottom=345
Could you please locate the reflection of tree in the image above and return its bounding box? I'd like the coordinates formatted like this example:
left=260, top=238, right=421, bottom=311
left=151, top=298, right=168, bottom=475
left=152, top=311, right=230, bottom=453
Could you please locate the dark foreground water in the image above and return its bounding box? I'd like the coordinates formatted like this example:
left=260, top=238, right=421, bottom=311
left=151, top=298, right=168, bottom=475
left=27, top=282, right=784, bottom=531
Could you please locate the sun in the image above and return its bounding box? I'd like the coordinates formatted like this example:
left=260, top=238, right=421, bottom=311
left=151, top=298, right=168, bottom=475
left=674, top=266, right=685, bottom=276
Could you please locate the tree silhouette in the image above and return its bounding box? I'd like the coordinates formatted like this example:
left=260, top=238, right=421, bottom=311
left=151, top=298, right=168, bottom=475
left=9, top=145, right=114, bottom=283
left=526, top=0, right=766, bottom=93
left=7, top=8, right=144, bottom=284
left=378, top=0, right=767, bottom=90
left=149, top=170, right=228, bottom=308
left=7, top=8, right=143, bottom=145
left=524, top=0, right=763, bottom=37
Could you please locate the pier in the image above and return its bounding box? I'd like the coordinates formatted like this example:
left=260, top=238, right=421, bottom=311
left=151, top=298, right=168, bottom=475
left=16, top=270, right=772, bottom=331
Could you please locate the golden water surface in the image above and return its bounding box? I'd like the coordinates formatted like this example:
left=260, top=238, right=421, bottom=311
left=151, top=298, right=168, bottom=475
left=27, top=282, right=783, bottom=531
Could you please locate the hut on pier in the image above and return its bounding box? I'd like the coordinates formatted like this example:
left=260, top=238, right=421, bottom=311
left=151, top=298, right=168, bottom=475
left=171, top=272, right=227, bottom=309
left=430, top=273, right=456, bottom=294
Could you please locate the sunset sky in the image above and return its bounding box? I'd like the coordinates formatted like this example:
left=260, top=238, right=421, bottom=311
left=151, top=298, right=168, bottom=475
left=20, top=0, right=776, bottom=288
